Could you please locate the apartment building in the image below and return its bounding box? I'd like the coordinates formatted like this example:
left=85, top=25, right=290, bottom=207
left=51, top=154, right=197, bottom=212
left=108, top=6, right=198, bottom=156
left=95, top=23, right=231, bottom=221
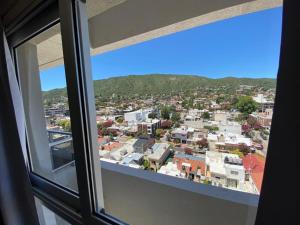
left=137, top=119, right=161, bottom=136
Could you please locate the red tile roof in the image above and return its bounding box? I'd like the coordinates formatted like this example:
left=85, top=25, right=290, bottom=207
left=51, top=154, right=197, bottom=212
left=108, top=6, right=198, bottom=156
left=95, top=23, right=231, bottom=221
left=173, top=156, right=206, bottom=175
left=98, top=137, right=109, bottom=144
left=243, top=154, right=265, bottom=192
left=102, top=142, right=123, bottom=151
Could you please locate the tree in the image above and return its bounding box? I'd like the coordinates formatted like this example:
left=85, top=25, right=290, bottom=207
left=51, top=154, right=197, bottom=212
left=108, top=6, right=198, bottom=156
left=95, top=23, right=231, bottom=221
left=230, top=96, right=239, bottom=108
left=196, top=138, right=208, bottom=148
left=171, top=112, right=181, bottom=123
left=161, top=106, right=170, bottom=120
left=116, top=117, right=124, bottom=124
left=57, top=119, right=71, bottom=132
left=201, top=112, right=210, bottom=120
left=231, top=149, right=244, bottom=158
left=239, top=143, right=250, bottom=155
left=169, top=105, right=176, bottom=113
left=181, top=100, right=189, bottom=109
left=143, top=159, right=150, bottom=170
left=204, top=126, right=219, bottom=133
left=155, top=129, right=164, bottom=138
left=247, top=116, right=258, bottom=127
left=184, top=147, right=193, bottom=155
left=216, top=96, right=225, bottom=104
left=242, top=124, right=251, bottom=135
left=102, top=120, right=113, bottom=128
left=196, top=103, right=203, bottom=110
left=236, top=96, right=257, bottom=115
left=148, top=112, right=157, bottom=119
left=161, top=120, right=172, bottom=129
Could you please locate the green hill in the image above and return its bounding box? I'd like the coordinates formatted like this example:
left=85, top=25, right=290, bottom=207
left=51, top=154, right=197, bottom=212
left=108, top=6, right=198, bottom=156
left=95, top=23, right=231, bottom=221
left=43, top=74, right=276, bottom=101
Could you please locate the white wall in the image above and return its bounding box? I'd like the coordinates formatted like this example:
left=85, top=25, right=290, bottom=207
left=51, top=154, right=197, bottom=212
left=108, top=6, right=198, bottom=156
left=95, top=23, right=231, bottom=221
left=101, top=162, right=258, bottom=225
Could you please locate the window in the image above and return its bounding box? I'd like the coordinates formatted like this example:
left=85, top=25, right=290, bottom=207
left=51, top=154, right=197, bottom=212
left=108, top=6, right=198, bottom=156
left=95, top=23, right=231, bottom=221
left=9, top=0, right=283, bottom=225
left=231, top=171, right=239, bottom=175
left=35, top=197, right=71, bottom=225
left=86, top=0, right=282, bottom=223
left=15, top=23, right=78, bottom=192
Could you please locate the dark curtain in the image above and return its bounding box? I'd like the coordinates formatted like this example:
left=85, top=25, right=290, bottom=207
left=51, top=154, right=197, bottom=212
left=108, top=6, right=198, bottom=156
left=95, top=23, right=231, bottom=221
left=0, top=21, right=39, bottom=225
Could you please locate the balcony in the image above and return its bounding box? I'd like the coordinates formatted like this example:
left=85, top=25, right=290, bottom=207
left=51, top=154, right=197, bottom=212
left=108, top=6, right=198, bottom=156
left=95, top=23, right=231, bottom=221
left=100, top=161, right=258, bottom=225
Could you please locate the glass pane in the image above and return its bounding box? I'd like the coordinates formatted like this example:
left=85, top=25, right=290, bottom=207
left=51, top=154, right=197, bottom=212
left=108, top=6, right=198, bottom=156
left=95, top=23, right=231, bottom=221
left=16, top=23, right=78, bottom=192
left=90, top=1, right=281, bottom=224
left=35, top=197, right=71, bottom=225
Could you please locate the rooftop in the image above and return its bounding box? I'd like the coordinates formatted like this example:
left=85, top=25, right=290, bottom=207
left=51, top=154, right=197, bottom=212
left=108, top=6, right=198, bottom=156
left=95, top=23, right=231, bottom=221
left=148, top=143, right=170, bottom=161
left=120, top=153, right=144, bottom=167
left=243, top=154, right=266, bottom=192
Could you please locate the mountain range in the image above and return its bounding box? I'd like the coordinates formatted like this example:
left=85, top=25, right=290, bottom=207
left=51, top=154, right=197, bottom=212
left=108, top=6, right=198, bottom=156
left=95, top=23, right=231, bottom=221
left=43, top=74, right=276, bottom=101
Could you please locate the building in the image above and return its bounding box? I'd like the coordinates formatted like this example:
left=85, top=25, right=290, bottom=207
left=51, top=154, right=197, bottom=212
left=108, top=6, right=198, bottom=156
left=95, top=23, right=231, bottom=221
left=44, top=104, right=67, bottom=117
left=186, top=129, right=208, bottom=145
left=213, top=111, right=229, bottom=122
left=207, top=132, right=252, bottom=152
left=205, top=151, right=245, bottom=190
left=173, top=153, right=206, bottom=181
left=133, top=137, right=155, bottom=153
left=250, top=108, right=273, bottom=127
left=120, top=153, right=144, bottom=168
left=0, top=0, right=288, bottom=225
left=124, top=108, right=153, bottom=126
left=137, top=119, right=161, bottom=136
left=184, top=114, right=203, bottom=129
left=218, top=121, right=242, bottom=135
left=252, top=94, right=274, bottom=112
left=171, top=127, right=194, bottom=143
left=147, top=143, right=170, bottom=171
left=157, top=162, right=185, bottom=178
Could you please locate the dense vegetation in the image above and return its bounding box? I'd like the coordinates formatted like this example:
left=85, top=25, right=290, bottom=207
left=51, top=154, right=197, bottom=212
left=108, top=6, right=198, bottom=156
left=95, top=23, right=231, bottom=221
left=43, top=74, right=276, bottom=103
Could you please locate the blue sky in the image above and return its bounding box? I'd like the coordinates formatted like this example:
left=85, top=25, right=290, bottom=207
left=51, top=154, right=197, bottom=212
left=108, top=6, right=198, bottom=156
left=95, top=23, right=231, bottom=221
left=40, top=7, right=282, bottom=91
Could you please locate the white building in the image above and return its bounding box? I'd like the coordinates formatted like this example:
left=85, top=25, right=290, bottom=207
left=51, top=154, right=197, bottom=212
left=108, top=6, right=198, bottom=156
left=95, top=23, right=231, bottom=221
left=171, top=126, right=194, bottom=144
left=252, top=94, right=274, bottom=112
left=184, top=114, right=203, bottom=129
left=218, top=121, right=242, bottom=135
left=207, top=132, right=252, bottom=151
left=205, top=151, right=245, bottom=190
left=124, top=108, right=153, bottom=126
left=158, top=162, right=185, bottom=178
left=213, top=111, right=229, bottom=122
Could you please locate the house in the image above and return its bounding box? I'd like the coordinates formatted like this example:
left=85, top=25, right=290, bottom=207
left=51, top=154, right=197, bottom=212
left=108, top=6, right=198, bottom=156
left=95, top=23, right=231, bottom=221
left=120, top=153, right=144, bottom=168
left=171, top=127, right=193, bottom=143
left=218, top=121, right=242, bottom=135
left=108, top=143, right=134, bottom=161
left=133, top=137, right=155, bottom=153
left=184, top=114, right=203, bottom=129
left=147, top=143, right=170, bottom=171
left=186, top=129, right=208, bottom=145
left=213, top=111, right=229, bottom=122
left=173, top=153, right=206, bottom=181
left=157, top=162, right=185, bottom=178
left=205, top=151, right=245, bottom=190
left=250, top=108, right=273, bottom=127
left=207, top=132, right=252, bottom=152
left=243, top=154, right=265, bottom=193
